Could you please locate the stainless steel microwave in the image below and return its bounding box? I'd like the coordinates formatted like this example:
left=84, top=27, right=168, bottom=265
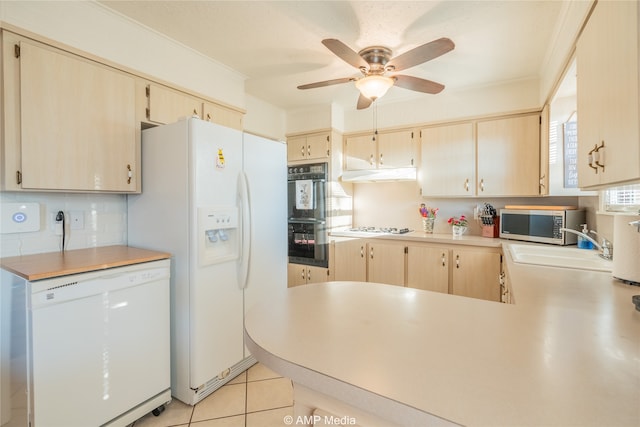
left=499, top=209, right=586, bottom=245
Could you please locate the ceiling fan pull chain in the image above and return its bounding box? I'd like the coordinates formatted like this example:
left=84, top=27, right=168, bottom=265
left=372, top=101, right=378, bottom=143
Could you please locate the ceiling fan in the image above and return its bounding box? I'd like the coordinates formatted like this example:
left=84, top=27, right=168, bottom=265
left=298, top=38, right=455, bottom=109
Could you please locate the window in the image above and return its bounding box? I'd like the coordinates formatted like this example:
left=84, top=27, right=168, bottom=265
left=604, top=184, right=640, bottom=212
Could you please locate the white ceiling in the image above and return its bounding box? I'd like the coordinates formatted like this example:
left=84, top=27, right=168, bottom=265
left=99, top=0, right=567, bottom=111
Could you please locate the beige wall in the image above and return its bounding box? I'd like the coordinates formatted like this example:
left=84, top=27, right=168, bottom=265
left=352, top=181, right=595, bottom=236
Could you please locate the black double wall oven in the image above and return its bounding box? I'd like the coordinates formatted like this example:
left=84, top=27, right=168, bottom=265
left=287, top=163, right=328, bottom=267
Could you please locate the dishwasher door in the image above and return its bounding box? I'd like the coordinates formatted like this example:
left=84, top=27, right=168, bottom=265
left=28, top=260, right=170, bottom=427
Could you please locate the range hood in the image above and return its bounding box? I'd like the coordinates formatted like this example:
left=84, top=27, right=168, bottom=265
left=340, top=167, right=417, bottom=183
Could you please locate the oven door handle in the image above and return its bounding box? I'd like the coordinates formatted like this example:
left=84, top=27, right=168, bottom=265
left=287, top=178, right=327, bottom=183
left=288, top=218, right=326, bottom=225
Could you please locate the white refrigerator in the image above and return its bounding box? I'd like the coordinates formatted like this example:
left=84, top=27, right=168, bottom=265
left=127, top=118, right=287, bottom=405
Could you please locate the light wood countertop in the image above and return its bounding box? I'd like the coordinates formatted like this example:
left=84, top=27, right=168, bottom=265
left=245, top=246, right=640, bottom=426
left=0, top=245, right=170, bottom=281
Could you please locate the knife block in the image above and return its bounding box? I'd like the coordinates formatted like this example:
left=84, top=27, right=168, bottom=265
left=481, top=218, right=499, bottom=238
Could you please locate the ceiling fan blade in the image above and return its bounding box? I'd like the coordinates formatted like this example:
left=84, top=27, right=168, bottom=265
left=393, top=75, right=445, bottom=94
left=357, top=94, right=373, bottom=110
left=297, top=77, right=355, bottom=90
left=386, top=38, right=454, bottom=72
left=322, top=39, right=369, bottom=70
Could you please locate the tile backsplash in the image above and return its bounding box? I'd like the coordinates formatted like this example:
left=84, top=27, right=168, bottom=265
left=0, top=192, right=127, bottom=258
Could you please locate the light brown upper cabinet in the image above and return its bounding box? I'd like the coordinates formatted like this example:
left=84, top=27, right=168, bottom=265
left=145, top=89, right=245, bottom=131
left=145, top=83, right=202, bottom=125
left=2, top=33, right=138, bottom=192
left=576, top=0, right=639, bottom=188
left=420, top=113, right=541, bottom=197
left=344, top=130, right=417, bottom=171
left=287, top=132, right=331, bottom=162
left=476, top=114, right=541, bottom=196
left=202, top=101, right=244, bottom=131
left=421, top=123, right=475, bottom=197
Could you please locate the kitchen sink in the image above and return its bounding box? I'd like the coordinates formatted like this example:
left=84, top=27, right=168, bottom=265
left=507, top=243, right=613, bottom=272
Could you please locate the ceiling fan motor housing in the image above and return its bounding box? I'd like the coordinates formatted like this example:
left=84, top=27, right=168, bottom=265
left=358, top=46, right=393, bottom=74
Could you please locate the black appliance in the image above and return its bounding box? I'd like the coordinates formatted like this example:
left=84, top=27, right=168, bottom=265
left=287, top=163, right=328, bottom=267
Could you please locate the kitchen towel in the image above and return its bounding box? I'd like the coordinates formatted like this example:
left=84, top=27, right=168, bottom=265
left=613, top=214, right=640, bottom=285
left=295, top=179, right=313, bottom=210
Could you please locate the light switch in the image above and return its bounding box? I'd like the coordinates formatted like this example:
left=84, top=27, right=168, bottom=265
left=1, top=202, right=41, bottom=233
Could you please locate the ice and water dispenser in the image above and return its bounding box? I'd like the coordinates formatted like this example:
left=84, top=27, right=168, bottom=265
left=198, top=207, right=239, bottom=266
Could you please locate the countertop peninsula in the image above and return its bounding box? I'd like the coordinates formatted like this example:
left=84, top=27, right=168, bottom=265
left=244, top=243, right=640, bottom=426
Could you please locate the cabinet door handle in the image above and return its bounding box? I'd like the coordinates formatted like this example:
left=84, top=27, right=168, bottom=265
left=594, top=141, right=605, bottom=171
left=479, top=179, right=484, bottom=192
left=464, top=178, right=469, bottom=192
left=300, top=145, right=305, bottom=157
left=301, top=268, right=305, bottom=280
left=360, top=246, right=364, bottom=258
left=379, top=153, right=383, bottom=165
left=456, top=254, right=460, bottom=269
left=307, top=269, right=311, bottom=281
left=370, top=154, right=374, bottom=166
left=127, top=164, right=132, bottom=184
left=441, top=253, right=446, bottom=267
left=307, top=145, right=311, bottom=156
left=539, top=174, right=546, bottom=189
left=587, top=144, right=599, bottom=173
left=370, top=247, right=374, bottom=259
left=206, top=113, right=212, bottom=121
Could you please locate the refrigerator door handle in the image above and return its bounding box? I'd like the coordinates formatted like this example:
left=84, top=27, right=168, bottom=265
left=237, top=172, right=251, bottom=289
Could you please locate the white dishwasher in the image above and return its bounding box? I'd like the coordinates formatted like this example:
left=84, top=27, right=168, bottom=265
left=2, top=257, right=171, bottom=427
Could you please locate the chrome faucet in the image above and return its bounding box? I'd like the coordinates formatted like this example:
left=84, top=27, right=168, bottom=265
left=559, top=227, right=613, bottom=260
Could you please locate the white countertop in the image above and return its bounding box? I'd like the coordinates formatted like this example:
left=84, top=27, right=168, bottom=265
left=245, top=243, right=640, bottom=426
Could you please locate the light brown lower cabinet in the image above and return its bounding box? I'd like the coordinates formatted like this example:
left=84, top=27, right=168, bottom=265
left=367, top=242, right=405, bottom=286
left=333, top=239, right=367, bottom=282
left=450, top=248, right=502, bottom=302
left=287, top=264, right=331, bottom=287
left=333, top=239, right=502, bottom=302
left=406, top=245, right=449, bottom=294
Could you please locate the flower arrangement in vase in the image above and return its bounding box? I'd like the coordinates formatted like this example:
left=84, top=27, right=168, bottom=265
left=419, top=204, right=438, bottom=233
left=447, top=215, right=468, bottom=237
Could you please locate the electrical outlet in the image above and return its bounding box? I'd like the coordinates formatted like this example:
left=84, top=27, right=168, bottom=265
left=54, top=211, right=64, bottom=235
left=70, top=211, right=84, bottom=230
left=473, top=204, right=481, bottom=220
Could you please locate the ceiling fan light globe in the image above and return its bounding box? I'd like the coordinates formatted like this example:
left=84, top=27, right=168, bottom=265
left=355, top=76, right=394, bottom=100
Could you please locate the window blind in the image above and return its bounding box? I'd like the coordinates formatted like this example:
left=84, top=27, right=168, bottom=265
left=604, top=184, right=640, bottom=212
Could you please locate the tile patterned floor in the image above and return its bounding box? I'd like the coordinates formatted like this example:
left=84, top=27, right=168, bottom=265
left=132, top=363, right=293, bottom=427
